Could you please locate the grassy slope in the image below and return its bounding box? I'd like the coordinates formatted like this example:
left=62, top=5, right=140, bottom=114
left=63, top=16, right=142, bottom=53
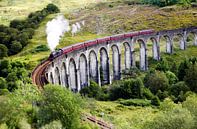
left=84, top=100, right=158, bottom=129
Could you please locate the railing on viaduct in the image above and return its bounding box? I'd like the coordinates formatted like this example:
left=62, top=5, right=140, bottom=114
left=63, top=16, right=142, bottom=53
left=44, top=27, right=197, bottom=92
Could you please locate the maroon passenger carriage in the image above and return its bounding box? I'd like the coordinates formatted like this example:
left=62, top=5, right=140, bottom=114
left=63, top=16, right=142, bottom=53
left=48, top=29, right=155, bottom=60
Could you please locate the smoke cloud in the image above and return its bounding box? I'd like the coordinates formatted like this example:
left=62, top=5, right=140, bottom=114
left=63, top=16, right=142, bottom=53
left=46, top=15, right=70, bottom=51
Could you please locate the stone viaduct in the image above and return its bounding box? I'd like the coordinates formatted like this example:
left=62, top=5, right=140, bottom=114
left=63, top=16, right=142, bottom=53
left=45, top=27, right=197, bottom=92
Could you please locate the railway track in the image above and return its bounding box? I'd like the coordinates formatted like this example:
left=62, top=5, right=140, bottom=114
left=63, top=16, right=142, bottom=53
left=31, top=60, right=113, bottom=129
left=31, top=60, right=50, bottom=88
left=83, top=114, right=113, bottom=129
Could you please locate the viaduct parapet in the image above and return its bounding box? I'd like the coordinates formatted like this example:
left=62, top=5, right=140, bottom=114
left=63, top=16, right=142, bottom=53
left=44, top=27, right=197, bottom=92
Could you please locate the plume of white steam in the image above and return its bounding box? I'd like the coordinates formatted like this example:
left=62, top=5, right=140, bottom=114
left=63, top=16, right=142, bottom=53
left=81, top=20, right=85, bottom=26
left=71, top=21, right=85, bottom=36
left=46, top=15, right=70, bottom=51
left=71, top=24, right=78, bottom=36
left=76, top=22, right=81, bottom=30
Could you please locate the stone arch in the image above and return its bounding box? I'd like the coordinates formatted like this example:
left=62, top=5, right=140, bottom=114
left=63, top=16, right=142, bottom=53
left=79, top=54, right=88, bottom=89
left=69, top=58, right=78, bottom=92
left=55, top=67, right=61, bottom=85
left=61, top=62, right=68, bottom=87
left=50, top=72, right=54, bottom=84
left=173, top=34, right=185, bottom=50
left=137, top=39, right=147, bottom=70
left=111, top=45, right=121, bottom=80
left=123, top=42, right=132, bottom=69
left=150, top=37, right=160, bottom=60
left=164, top=35, right=173, bottom=53
left=186, top=32, right=196, bottom=46
left=89, top=50, right=98, bottom=83
left=99, top=47, right=110, bottom=85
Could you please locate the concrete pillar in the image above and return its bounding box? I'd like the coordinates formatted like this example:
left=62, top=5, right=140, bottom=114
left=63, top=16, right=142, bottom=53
left=130, top=39, right=136, bottom=67
left=79, top=54, right=88, bottom=89
left=89, top=50, right=99, bottom=84
left=61, top=63, right=67, bottom=87
left=165, top=36, right=173, bottom=54
left=100, top=47, right=110, bottom=85
left=180, top=32, right=187, bottom=50
left=124, top=42, right=132, bottom=69
left=152, top=38, right=160, bottom=61
left=139, top=41, right=147, bottom=71
left=76, top=68, right=81, bottom=92
left=69, top=59, right=78, bottom=92
left=112, top=45, right=121, bottom=80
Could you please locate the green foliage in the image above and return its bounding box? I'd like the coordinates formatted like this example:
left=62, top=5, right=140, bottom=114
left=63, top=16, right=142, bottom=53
left=165, top=71, right=178, bottom=85
left=143, top=106, right=195, bottom=129
left=46, top=3, right=60, bottom=13
left=155, top=58, right=169, bottom=72
left=34, top=45, right=49, bottom=52
left=109, top=78, right=144, bottom=100
left=178, top=59, right=190, bottom=81
left=0, top=59, right=30, bottom=92
left=10, top=41, right=22, bottom=54
left=80, top=81, right=101, bottom=99
left=144, top=71, right=169, bottom=94
left=0, top=44, right=8, bottom=59
left=119, top=99, right=151, bottom=107
left=183, top=94, right=197, bottom=127
left=184, top=64, right=197, bottom=92
left=142, top=88, right=155, bottom=100
left=0, top=83, right=40, bottom=128
left=151, top=96, right=160, bottom=106
left=40, top=120, right=62, bottom=129
left=38, top=85, right=82, bottom=129
left=0, top=77, right=7, bottom=89
left=169, top=81, right=190, bottom=102
left=0, top=4, right=59, bottom=56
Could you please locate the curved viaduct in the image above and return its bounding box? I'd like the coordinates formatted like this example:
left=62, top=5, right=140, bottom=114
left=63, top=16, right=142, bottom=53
left=42, top=27, right=197, bottom=92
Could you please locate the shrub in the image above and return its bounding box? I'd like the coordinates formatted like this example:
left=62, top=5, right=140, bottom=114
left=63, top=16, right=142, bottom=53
left=165, top=71, right=178, bottom=85
left=119, top=99, right=151, bottom=107
left=46, top=4, right=60, bottom=13
left=10, top=41, right=22, bottom=54
left=40, top=120, right=62, bottom=129
left=38, top=85, right=82, bottom=129
left=178, top=59, right=190, bottom=81
left=109, top=78, right=144, bottom=100
left=155, top=58, right=169, bottom=72
left=183, top=94, right=197, bottom=127
left=0, top=44, right=8, bottom=59
left=0, top=77, right=7, bottom=89
left=80, top=81, right=101, bottom=99
left=169, top=81, right=190, bottom=98
left=142, top=88, right=154, bottom=100
left=35, top=45, right=49, bottom=52
left=143, top=106, right=195, bottom=129
left=151, top=96, right=160, bottom=106
left=156, top=90, right=169, bottom=100
left=144, top=71, right=169, bottom=94
left=184, top=64, right=197, bottom=92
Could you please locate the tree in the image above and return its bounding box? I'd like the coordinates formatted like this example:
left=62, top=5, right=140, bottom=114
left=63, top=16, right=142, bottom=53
left=184, top=64, right=197, bottom=92
left=169, top=81, right=190, bottom=97
left=178, top=59, right=190, bottom=81
left=10, top=41, right=22, bottom=54
left=0, top=77, right=7, bottom=89
left=165, top=71, right=178, bottom=85
left=144, top=71, right=169, bottom=94
left=38, top=85, right=82, bottom=129
left=46, top=4, right=60, bottom=13
left=0, top=44, right=8, bottom=59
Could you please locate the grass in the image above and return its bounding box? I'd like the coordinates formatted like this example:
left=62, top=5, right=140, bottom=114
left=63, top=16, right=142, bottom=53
left=84, top=99, right=159, bottom=129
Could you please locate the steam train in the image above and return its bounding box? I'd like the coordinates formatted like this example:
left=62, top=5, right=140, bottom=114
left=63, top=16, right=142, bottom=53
left=48, top=29, right=155, bottom=60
